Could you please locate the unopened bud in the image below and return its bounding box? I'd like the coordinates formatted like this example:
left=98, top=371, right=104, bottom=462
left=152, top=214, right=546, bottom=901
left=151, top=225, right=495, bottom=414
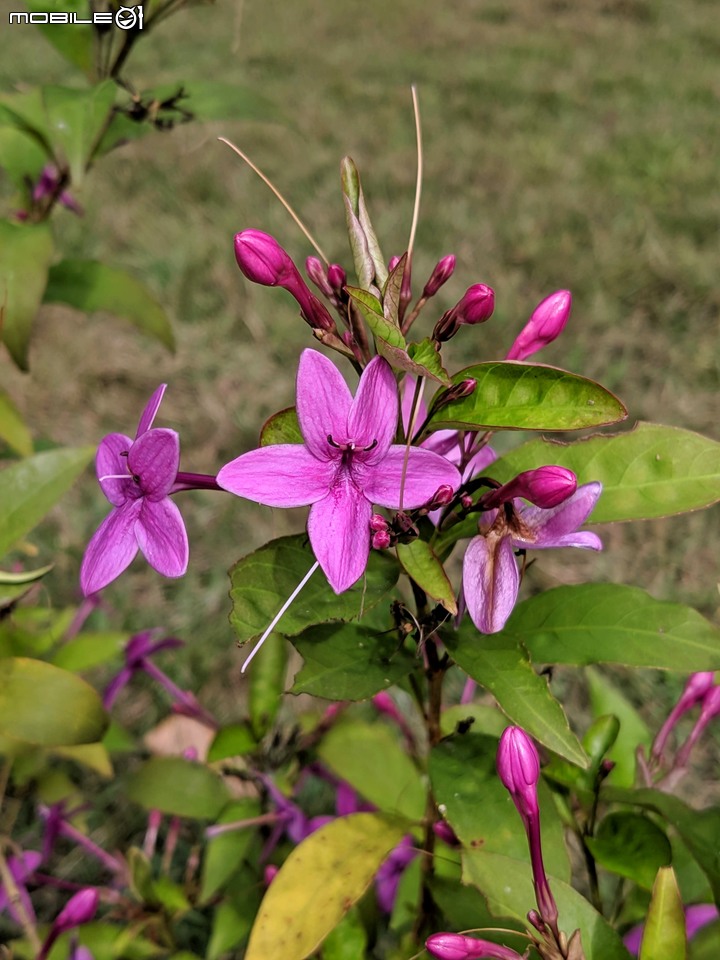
left=433, top=284, right=495, bottom=342
left=497, top=726, right=540, bottom=821
left=372, top=530, right=392, bottom=549
left=425, top=484, right=455, bottom=511
left=460, top=494, right=473, bottom=509
left=370, top=514, right=388, bottom=532
left=426, top=932, right=523, bottom=960
left=506, top=290, right=571, bottom=361
left=481, top=466, right=577, bottom=510
left=422, top=255, right=456, bottom=298
left=327, top=263, right=347, bottom=296
left=264, top=864, right=279, bottom=886
left=432, top=820, right=459, bottom=847
left=652, top=671, right=716, bottom=760
left=305, top=256, right=334, bottom=297
left=53, top=888, right=99, bottom=933
left=388, top=255, right=401, bottom=273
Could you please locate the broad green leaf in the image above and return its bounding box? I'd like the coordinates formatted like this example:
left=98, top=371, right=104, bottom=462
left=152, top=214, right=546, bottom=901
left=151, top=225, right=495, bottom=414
left=318, top=720, right=425, bottom=820
left=44, top=260, right=174, bottom=350
left=200, top=799, right=261, bottom=902
left=53, top=742, right=113, bottom=778
left=445, top=624, right=587, bottom=767
left=259, top=406, right=302, bottom=445
left=290, top=620, right=415, bottom=701
left=0, top=445, right=94, bottom=557
left=347, top=286, right=405, bottom=348
left=341, top=157, right=386, bottom=289
left=640, top=867, right=686, bottom=960
left=429, top=732, right=570, bottom=880
left=0, top=657, right=107, bottom=746
left=207, top=724, right=257, bottom=762
left=0, top=581, right=36, bottom=612
left=427, top=362, right=627, bottom=432
left=42, top=82, right=116, bottom=184
left=439, top=702, right=508, bottom=739
left=0, top=88, right=52, bottom=153
left=490, top=423, right=720, bottom=522
left=0, top=389, right=32, bottom=456
left=229, top=534, right=399, bottom=645
left=405, top=338, right=452, bottom=386
left=245, top=813, right=406, bottom=960
left=396, top=540, right=456, bottom=614
left=0, top=605, right=75, bottom=657
left=586, top=667, right=651, bottom=787
left=52, top=631, right=127, bottom=672
left=608, top=788, right=720, bottom=904
left=0, top=220, right=54, bottom=369
left=587, top=813, right=671, bottom=890
left=0, top=563, right=53, bottom=584
left=500, top=584, right=720, bottom=671
left=321, top=906, right=367, bottom=960
left=208, top=900, right=254, bottom=960
left=463, top=850, right=632, bottom=960
left=25, top=1, right=94, bottom=75
left=249, top=631, right=287, bottom=737
left=0, top=126, right=48, bottom=191
left=126, top=757, right=230, bottom=819
left=382, top=254, right=405, bottom=327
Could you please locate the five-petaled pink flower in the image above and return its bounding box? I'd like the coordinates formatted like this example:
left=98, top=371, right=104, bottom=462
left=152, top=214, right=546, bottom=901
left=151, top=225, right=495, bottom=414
left=217, top=350, right=460, bottom=593
left=80, top=385, right=189, bottom=596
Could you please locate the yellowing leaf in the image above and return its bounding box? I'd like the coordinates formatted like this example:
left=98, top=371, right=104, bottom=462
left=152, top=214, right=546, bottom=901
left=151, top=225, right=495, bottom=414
left=245, top=813, right=407, bottom=960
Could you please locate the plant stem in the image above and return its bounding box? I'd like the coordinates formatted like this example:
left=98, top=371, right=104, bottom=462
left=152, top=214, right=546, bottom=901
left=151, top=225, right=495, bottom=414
left=0, top=761, right=42, bottom=955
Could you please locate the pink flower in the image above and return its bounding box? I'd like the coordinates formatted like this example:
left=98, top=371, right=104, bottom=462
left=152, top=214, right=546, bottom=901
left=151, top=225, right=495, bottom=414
left=506, top=290, right=571, bottom=361
left=218, top=350, right=460, bottom=592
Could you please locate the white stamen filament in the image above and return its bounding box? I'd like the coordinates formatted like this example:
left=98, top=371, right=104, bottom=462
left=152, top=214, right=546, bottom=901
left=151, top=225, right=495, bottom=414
left=98, top=474, right=132, bottom=482
left=241, top=560, right=320, bottom=673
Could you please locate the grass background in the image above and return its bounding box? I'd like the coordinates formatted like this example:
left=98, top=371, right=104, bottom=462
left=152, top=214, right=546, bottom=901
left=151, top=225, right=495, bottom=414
left=1, top=0, right=719, bottom=736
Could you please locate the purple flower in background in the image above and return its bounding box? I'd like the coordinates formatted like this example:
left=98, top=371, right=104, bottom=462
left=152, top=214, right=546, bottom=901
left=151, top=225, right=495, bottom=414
left=426, top=932, right=524, bottom=960
left=506, top=290, right=572, bottom=362
left=375, top=835, right=417, bottom=913
left=39, top=888, right=99, bottom=960
left=463, top=481, right=602, bottom=634
left=652, top=672, right=716, bottom=761
left=80, top=385, right=189, bottom=595
left=218, top=350, right=459, bottom=593
left=0, top=850, right=41, bottom=923
left=624, top=903, right=719, bottom=956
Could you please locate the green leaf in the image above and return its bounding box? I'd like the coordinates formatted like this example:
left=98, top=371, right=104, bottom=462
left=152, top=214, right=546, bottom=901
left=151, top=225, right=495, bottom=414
left=0, top=563, right=53, bottom=585
left=25, top=1, right=94, bottom=75
left=245, top=813, right=406, bottom=960
left=290, top=620, right=415, bottom=701
left=439, top=702, right=508, bottom=739
left=200, top=799, right=260, bottom=902
left=259, top=406, right=302, bottom=445
left=0, top=220, right=54, bottom=369
left=52, top=631, right=127, bottom=672
left=587, top=813, right=672, bottom=890
left=396, top=540, right=456, bottom=614
left=382, top=254, right=405, bottom=327
left=640, top=867, right=686, bottom=960
left=0, top=445, right=94, bottom=557
left=0, top=88, right=53, bottom=153
left=229, top=534, right=399, bottom=645
left=341, top=157, right=386, bottom=289
left=500, top=584, right=720, bottom=671
left=445, top=624, right=587, bottom=767
left=490, top=422, right=720, bottom=522
left=321, top=906, right=368, bottom=960
left=208, top=899, right=254, bottom=960
left=0, top=657, right=107, bottom=746
left=463, top=850, right=632, bottom=960
left=43, top=260, right=174, bottom=350
left=52, top=741, right=113, bottom=778
left=126, top=757, right=230, bottom=819
left=586, top=667, right=651, bottom=788
left=207, top=724, right=257, bottom=762
left=0, top=389, right=33, bottom=457
left=429, top=732, right=570, bottom=880
left=318, top=720, right=425, bottom=820
left=347, top=286, right=405, bottom=348
left=608, top=788, right=720, bottom=904
left=427, top=362, right=627, bottom=432
left=0, top=126, right=48, bottom=191
left=42, top=82, right=116, bottom=184
left=249, top=631, right=287, bottom=737
left=405, top=338, right=452, bottom=386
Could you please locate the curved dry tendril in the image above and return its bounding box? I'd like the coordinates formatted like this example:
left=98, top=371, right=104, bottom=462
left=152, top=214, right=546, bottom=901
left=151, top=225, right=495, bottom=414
left=407, top=85, right=423, bottom=269
left=240, top=560, right=320, bottom=673
left=218, top=137, right=329, bottom=264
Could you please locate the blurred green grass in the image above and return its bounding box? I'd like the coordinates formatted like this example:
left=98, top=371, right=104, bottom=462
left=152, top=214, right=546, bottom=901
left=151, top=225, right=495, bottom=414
left=1, top=0, right=719, bottom=707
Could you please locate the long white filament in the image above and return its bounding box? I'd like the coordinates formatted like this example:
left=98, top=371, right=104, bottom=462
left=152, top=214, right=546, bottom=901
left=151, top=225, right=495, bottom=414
left=241, top=560, right=320, bottom=673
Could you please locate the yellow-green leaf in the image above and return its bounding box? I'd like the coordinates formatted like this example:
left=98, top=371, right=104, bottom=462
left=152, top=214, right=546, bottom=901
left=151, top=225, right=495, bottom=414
left=0, top=220, right=54, bottom=369
left=396, top=540, right=457, bottom=614
left=640, top=867, right=686, bottom=960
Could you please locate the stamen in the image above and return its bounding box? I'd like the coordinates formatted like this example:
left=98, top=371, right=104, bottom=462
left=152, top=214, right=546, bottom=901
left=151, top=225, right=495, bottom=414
left=98, top=474, right=132, bottom=482
left=362, top=439, right=378, bottom=452
left=327, top=434, right=341, bottom=448
left=241, top=561, right=320, bottom=673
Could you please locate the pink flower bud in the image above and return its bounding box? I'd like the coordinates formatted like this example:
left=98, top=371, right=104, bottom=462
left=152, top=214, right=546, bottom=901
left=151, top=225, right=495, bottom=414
left=423, top=255, right=456, bottom=298
left=432, top=820, right=459, bottom=847
left=506, top=290, right=571, bottom=361
left=388, top=255, right=401, bottom=272
left=426, top=484, right=455, bottom=510
left=305, top=256, right=334, bottom=297
left=426, top=932, right=523, bottom=960
left=433, top=284, right=495, bottom=341
left=652, top=672, right=716, bottom=759
left=235, top=229, right=298, bottom=287
left=370, top=514, right=388, bottom=532
left=372, top=529, right=392, bottom=549
left=481, top=466, right=577, bottom=510
left=264, top=864, right=279, bottom=886
left=327, top=263, right=347, bottom=292
left=53, top=888, right=99, bottom=934
left=497, top=726, right=540, bottom=821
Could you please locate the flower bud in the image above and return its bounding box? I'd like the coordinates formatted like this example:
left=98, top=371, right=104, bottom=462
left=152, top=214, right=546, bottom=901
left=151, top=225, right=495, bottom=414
left=423, top=255, right=456, bottom=298
left=305, top=256, right=334, bottom=297
left=433, top=284, right=495, bottom=341
left=481, top=466, right=577, bottom=510
left=432, top=820, right=459, bottom=847
left=264, top=864, right=279, bottom=886
left=235, top=229, right=298, bottom=287
left=370, top=514, right=388, bottom=532
left=652, top=672, right=716, bottom=760
left=425, top=484, right=455, bottom=511
left=53, top=888, right=99, bottom=934
left=506, top=290, right=571, bottom=361
left=426, top=932, right=523, bottom=960
left=497, top=726, right=540, bottom=821
left=388, top=255, right=401, bottom=273
left=372, top=529, right=392, bottom=550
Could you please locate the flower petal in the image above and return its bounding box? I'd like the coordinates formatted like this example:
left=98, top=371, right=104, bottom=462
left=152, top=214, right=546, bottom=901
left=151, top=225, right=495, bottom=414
left=361, top=446, right=461, bottom=509
left=463, top=533, right=519, bottom=634
left=512, top=481, right=602, bottom=549
left=400, top=376, right=429, bottom=437
left=96, top=433, right=134, bottom=506
left=128, top=428, right=180, bottom=500
left=80, top=501, right=142, bottom=595
left=218, top=445, right=334, bottom=506
left=307, top=478, right=373, bottom=593
left=136, top=498, right=189, bottom=578
left=296, top=349, right=352, bottom=459
left=136, top=384, right=167, bottom=437
left=348, top=356, right=399, bottom=462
